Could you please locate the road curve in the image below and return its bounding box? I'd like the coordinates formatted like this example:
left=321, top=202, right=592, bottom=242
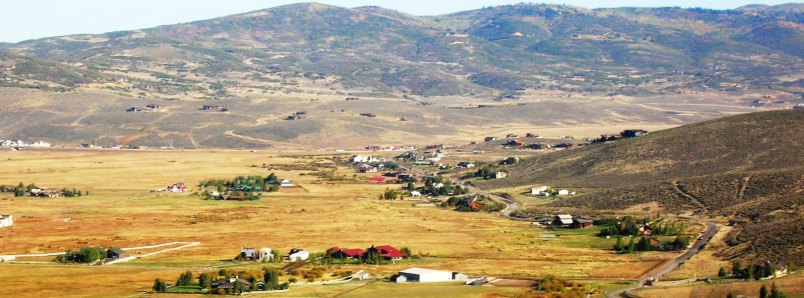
left=606, top=222, right=717, bottom=298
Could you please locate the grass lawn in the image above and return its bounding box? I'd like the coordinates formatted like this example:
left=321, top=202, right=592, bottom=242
left=167, top=285, right=205, bottom=293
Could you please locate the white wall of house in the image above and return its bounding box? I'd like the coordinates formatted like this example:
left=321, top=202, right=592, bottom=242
left=0, top=215, right=12, bottom=228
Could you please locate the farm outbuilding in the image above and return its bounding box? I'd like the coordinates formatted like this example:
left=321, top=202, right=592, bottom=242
left=395, top=267, right=463, bottom=283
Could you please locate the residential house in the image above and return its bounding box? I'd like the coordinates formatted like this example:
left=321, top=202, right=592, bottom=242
left=240, top=247, right=258, bottom=260
left=468, top=201, right=483, bottom=212
left=394, top=267, right=467, bottom=283
left=553, top=214, right=574, bottom=228
left=351, top=155, right=378, bottom=163
left=0, top=215, right=13, bottom=228
left=505, top=139, right=525, bottom=146
left=222, top=195, right=247, bottom=201
left=493, top=172, right=508, bottom=179
left=167, top=183, right=187, bottom=192
left=531, top=186, right=549, bottom=195
left=639, top=225, right=653, bottom=235
left=557, top=189, right=570, bottom=196
left=572, top=218, right=594, bottom=229
left=621, top=129, right=649, bottom=138
left=366, top=245, right=406, bottom=261
left=367, top=176, right=386, bottom=183
left=456, top=162, right=476, bottom=169
left=327, top=247, right=365, bottom=260
left=280, top=179, right=295, bottom=188
left=527, top=143, right=546, bottom=150
left=201, top=105, right=221, bottom=110
left=359, top=164, right=378, bottom=173
left=126, top=107, right=141, bottom=112
left=287, top=248, right=309, bottom=262
left=410, top=191, right=421, bottom=197
left=484, top=137, right=497, bottom=142
left=259, top=248, right=274, bottom=261
left=106, top=248, right=127, bottom=260
left=211, top=277, right=251, bottom=290
left=30, top=188, right=63, bottom=198
left=506, top=134, right=519, bottom=138
left=146, top=104, right=160, bottom=110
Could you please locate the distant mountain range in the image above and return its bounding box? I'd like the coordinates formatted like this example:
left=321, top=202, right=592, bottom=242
left=1, top=2, right=802, bottom=98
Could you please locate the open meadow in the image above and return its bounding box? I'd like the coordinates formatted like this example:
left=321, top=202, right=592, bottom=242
left=0, top=149, right=686, bottom=297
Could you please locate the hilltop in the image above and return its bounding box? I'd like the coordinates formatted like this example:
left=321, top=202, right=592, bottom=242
left=2, top=3, right=803, bottom=98
left=0, top=3, right=802, bottom=148
left=482, top=110, right=804, bottom=264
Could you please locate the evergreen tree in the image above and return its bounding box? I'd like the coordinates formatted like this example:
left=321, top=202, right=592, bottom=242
left=732, top=261, right=743, bottom=277
left=264, top=268, right=279, bottom=290
left=770, top=282, right=785, bottom=298
left=198, top=273, right=212, bottom=289
left=718, top=267, right=728, bottom=278
left=614, top=236, right=624, bottom=252
left=760, top=284, right=768, bottom=298
left=627, top=238, right=635, bottom=253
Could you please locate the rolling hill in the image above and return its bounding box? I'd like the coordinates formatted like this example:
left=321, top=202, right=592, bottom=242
left=2, top=2, right=803, bottom=98
left=482, top=110, right=804, bottom=264
left=0, top=3, right=802, bottom=148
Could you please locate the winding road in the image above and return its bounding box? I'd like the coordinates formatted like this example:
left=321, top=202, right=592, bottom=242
left=605, top=221, right=717, bottom=298
left=456, top=178, right=718, bottom=297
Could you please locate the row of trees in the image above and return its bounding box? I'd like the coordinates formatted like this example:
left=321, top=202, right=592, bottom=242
left=55, top=247, right=106, bottom=263
left=200, top=173, right=281, bottom=191
left=597, top=216, right=684, bottom=237
left=612, top=235, right=690, bottom=253
left=0, top=182, right=87, bottom=197
left=721, top=261, right=782, bottom=280
left=153, top=268, right=290, bottom=294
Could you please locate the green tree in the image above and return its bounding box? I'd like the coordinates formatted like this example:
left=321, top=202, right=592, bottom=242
left=732, top=261, right=743, bottom=277
left=614, top=236, right=624, bottom=252
left=400, top=247, right=412, bottom=258
left=718, top=267, right=728, bottom=278
left=760, top=284, right=768, bottom=298
left=727, top=292, right=735, bottom=298
left=153, top=278, right=167, bottom=293
left=770, top=282, right=785, bottom=298
left=198, top=273, right=212, bottom=289
left=627, top=238, right=635, bottom=253
left=264, top=268, right=279, bottom=290
left=177, top=270, right=193, bottom=286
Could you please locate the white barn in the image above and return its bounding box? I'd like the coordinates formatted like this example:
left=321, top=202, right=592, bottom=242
left=0, top=215, right=12, bottom=228
left=288, top=249, right=309, bottom=262
left=395, top=267, right=465, bottom=283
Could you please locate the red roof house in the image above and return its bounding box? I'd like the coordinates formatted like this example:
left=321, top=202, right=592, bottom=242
left=367, top=176, right=386, bottom=183
left=368, top=245, right=406, bottom=260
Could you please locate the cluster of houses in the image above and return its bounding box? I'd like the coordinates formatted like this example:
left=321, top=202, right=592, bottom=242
left=30, top=187, right=66, bottom=198
left=125, top=104, right=161, bottom=112
left=531, top=186, right=575, bottom=197
left=0, top=140, right=51, bottom=148
left=0, top=215, right=12, bottom=228
left=364, top=145, right=417, bottom=151
left=326, top=245, right=407, bottom=261
left=594, top=129, right=649, bottom=143
left=201, top=105, right=229, bottom=112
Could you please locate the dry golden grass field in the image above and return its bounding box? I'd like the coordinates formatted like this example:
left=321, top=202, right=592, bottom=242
left=0, top=149, right=794, bottom=297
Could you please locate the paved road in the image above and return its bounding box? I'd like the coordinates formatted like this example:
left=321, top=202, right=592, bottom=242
left=457, top=179, right=719, bottom=297
left=605, top=222, right=717, bottom=298
left=455, top=181, right=528, bottom=221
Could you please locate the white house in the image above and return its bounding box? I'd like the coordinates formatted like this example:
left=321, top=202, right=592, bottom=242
left=395, top=267, right=466, bottom=283
left=259, top=248, right=274, bottom=261
left=494, top=172, right=508, bottom=179
left=410, top=191, right=421, bottom=197
left=280, top=179, right=295, bottom=188
left=353, top=270, right=370, bottom=280
left=531, top=186, right=549, bottom=195
left=0, top=215, right=12, bottom=228
left=558, top=189, right=570, bottom=196
left=288, top=249, right=309, bottom=262
left=351, top=155, right=379, bottom=163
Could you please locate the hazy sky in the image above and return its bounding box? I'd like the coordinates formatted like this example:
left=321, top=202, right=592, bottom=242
left=0, top=0, right=797, bottom=42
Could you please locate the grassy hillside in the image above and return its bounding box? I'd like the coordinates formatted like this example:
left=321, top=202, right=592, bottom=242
left=485, top=110, right=804, bottom=189
left=487, top=110, right=804, bottom=264
left=1, top=3, right=802, bottom=98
